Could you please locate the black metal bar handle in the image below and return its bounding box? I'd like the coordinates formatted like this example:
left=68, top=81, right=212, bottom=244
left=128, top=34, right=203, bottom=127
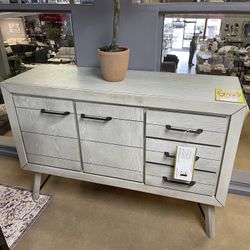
left=162, top=176, right=196, bottom=186
left=164, top=152, right=199, bottom=161
left=41, top=109, right=70, bottom=116
left=165, top=125, right=203, bottom=135
left=81, top=114, right=112, bottom=121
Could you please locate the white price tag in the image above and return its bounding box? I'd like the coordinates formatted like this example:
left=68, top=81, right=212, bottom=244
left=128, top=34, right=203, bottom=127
left=174, top=146, right=197, bottom=182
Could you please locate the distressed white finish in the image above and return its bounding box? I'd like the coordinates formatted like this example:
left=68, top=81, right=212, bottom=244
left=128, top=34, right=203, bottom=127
left=27, top=154, right=81, bottom=172
left=17, top=108, right=78, bottom=138
left=24, top=162, right=222, bottom=207
left=216, top=108, right=246, bottom=205
left=1, top=87, right=27, bottom=167
left=76, top=102, right=143, bottom=121
left=0, top=65, right=247, bottom=239
left=146, top=124, right=226, bottom=147
left=78, top=117, right=143, bottom=147
left=145, top=163, right=218, bottom=186
left=33, top=173, right=42, bottom=200
left=145, top=175, right=215, bottom=196
left=146, top=138, right=223, bottom=161
left=81, top=140, right=143, bottom=172
left=14, top=95, right=74, bottom=113
left=1, top=65, right=245, bottom=115
left=146, top=150, right=220, bottom=173
left=84, top=163, right=143, bottom=182
left=147, top=110, right=229, bottom=133
left=22, top=132, right=80, bottom=161
left=200, top=204, right=215, bottom=239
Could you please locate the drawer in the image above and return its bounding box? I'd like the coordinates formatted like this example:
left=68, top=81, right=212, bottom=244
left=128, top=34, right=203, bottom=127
left=81, top=141, right=143, bottom=172
left=145, top=163, right=217, bottom=196
left=147, top=110, right=228, bottom=133
left=146, top=124, right=226, bottom=147
left=84, top=163, right=143, bottom=182
left=14, top=95, right=74, bottom=113
left=23, top=132, right=80, bottom=161
left=146, top=150, right=221, bottom=173
left=76, top=102, right=143, bottom=121
left=78, top=116, right=143, bottom=147
left=27, top=154, right=81, bottom=171
left=147, top=138, right=223, bottom=161
left=17, top=108, right=77, bottom=138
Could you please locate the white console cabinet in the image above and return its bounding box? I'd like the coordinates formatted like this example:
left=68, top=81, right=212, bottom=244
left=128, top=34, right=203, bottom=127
left=1, top=65, right=247, bottom=239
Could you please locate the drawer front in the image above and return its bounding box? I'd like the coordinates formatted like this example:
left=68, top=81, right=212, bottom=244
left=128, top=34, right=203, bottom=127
left=147, top=110, right=228, bottom=133
left=17, top=108, right=77, bottom=138
left=146, top=150, right=220, bottom=173
left=81, top=141, right=143, bottom=172
left=23, top=132, right=80, bottom=161
left=76, top=102, right=143, bottom=121
left=78, top=117, right=143, bottom=147
left=147, top=138, right=223, bottom=161
left=145, top=163, right=217, bottom=196
left=146, top=124, right=225, bottom=147
left=84, top=163, right=143, bottom=182
left=14, top=95, right=74, bottom=113
left=27, top=154, right=81, bottom=171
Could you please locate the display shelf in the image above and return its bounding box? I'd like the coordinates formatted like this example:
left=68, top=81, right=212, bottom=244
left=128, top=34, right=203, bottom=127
left=138, top=2, right=250, bottom=14
left=0, top=3, right=71, bottom=12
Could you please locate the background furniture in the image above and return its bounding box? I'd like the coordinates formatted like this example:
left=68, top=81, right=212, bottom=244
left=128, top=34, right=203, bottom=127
left=160, top=61, right=176, bottom=72
left=1, top=65, right=246, bottom=239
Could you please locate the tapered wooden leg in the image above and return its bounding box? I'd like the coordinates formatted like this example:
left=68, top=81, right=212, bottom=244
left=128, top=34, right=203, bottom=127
left=200, top=204, right=215, bottom=239
left=33, top=173, right=42, bottom=201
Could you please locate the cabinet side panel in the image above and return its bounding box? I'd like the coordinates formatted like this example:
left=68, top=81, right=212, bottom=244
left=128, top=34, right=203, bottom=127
left=216, top=107, right=246, bottom=206
left=1, top=87, right=27, bottom=166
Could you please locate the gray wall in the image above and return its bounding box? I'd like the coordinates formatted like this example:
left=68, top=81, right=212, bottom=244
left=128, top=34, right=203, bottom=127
left=71, top=0, right=159, bottom=71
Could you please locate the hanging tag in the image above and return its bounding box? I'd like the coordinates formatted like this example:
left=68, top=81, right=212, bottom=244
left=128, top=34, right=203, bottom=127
left=174, top=146, right=197, bottom=182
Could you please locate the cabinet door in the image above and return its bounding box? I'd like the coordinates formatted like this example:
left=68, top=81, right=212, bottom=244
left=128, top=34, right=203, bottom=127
left=14, top=95, right=81, bottom=171
left=76, top=101, right=144, bottom=182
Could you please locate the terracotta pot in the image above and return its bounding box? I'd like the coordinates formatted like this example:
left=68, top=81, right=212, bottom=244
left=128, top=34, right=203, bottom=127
left=98, top=48, right=130, bottom=82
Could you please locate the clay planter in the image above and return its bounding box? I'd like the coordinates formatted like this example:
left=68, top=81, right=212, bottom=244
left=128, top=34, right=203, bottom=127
left=98, top=48, right=130, bottom=82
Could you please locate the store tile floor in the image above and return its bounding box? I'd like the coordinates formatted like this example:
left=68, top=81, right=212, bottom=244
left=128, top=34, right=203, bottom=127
left=164, top=49, right=197, bottom=75
left=0, top=156, right=250, bottom=250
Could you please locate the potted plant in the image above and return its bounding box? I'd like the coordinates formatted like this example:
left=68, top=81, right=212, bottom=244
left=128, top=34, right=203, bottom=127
left=98, top=0, right=130, bottom=82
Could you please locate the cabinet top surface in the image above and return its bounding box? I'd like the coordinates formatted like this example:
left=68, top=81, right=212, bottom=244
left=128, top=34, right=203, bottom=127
left=1, top=65, right=246, bottom=115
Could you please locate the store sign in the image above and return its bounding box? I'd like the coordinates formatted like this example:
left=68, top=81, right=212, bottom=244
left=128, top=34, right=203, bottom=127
left=8, top=23, right=21, bottom=34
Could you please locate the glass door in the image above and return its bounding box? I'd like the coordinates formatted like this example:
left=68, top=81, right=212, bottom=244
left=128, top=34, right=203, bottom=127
left=182, top=19, right=196, bottom=48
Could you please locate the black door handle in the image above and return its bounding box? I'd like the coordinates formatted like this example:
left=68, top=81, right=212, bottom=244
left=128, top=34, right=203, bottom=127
left=164, top=152, right=199, bottom=161
left=165, top=125, right=203, bottom=134
left=81, top=114, right=112, bottom=121
left=41, top=109, right=70, bottom=116
left=162, top=176, right=196, bottom=186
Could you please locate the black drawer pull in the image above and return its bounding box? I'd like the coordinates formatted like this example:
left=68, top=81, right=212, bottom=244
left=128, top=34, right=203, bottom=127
left=162, top=176, right=196, bottom=186
left=41, top=109, right=70, bottom=116
left=164, top=152, right=199, bottom=161
left=81, top=114, right=112, bottom=121
left=165, top=125, right=203, bottom=135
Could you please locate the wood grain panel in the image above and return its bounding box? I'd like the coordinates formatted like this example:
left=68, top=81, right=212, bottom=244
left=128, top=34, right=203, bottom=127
left=84, top=163, right=143, bottom=182
left=146, top=124, right=226, bottom=147
left=146, top=150, right=221, bottom=173
left=17, top=108, right=77, bottom=138
left=78, top=117, right=143, bottom=147
left=145, top=163, right=218, bottom=186
left=146, top=138, right=223, bottom=161
left=147, top=110, right=228, bottom=133
left=27, top=154, right=81, bottom=171
left=81, top=141, right=143, bottom=172
left=145, top=175, right=216, bottom=196
left=23, top=132, right=80, bottom=161
left=76, top=101, right=143, bottom=121
left=14, top=95, right=74, bottom=112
